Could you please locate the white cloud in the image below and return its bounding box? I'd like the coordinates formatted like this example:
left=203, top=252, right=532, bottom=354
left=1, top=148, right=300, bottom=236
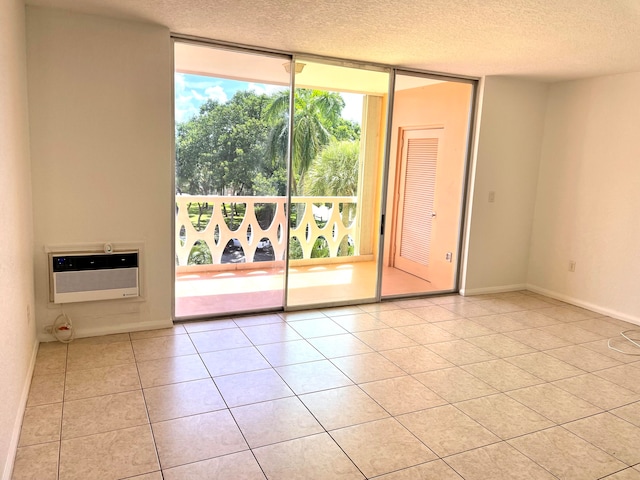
left=191, top=89, right=206, bottom=102
left=175, top=73, right=186, bottom=90
left=174, top=73, right=199, bottom=122
left=175, top=94, right=198, bottom=123
left=204, top=86, right=228, bottom=103
left=248, top=82, right=287, bottom=96
left=174, top=74, right=286, bottom=123
left=174, top=73, right=231, bottom=122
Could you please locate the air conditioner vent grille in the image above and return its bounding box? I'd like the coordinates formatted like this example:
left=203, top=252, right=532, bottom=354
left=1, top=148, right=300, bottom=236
left=55, top=269, right=138, bottom=294
left=49, top=251, right=139, bottom=303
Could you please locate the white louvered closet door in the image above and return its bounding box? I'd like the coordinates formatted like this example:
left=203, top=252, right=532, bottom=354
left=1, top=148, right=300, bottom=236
left=393, top=128, right=443, bottom=281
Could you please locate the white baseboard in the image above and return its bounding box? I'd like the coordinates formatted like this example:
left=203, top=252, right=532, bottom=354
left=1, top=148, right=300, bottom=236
left=3, top=338, right=39, bottom=480
left=37, top=317, right=173, bottom=342
left=460, top=283, right=527, bottom=297
left=526, top=283, right=640, bottom=327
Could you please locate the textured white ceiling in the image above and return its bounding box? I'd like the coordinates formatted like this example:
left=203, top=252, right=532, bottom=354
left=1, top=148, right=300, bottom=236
left=26, top=0, right=640, bottom=82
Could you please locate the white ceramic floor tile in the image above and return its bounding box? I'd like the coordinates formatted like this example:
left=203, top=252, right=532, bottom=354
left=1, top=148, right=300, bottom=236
left=14, top=293, right=640, bottom=480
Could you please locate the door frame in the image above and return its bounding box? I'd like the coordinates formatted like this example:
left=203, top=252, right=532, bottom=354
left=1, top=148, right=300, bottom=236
left=378, top=70, right=479, bottom=300
left=171, top=37, right=480, bottom=319
left=390, top=125, right=444, bottom=282
left=284, top=57, right=392, bottom=310
left=172, top=38, right=294, bottom=319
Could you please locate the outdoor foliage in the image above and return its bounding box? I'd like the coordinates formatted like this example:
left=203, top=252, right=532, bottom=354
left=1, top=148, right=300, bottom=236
left=176, top=82, right=361, bottom=263
left=266, top=89, right=352, bottom=194
left=305, top=140, right=360, bottom=197
left=305, top=140, right=360, bottom=256
left=176, top=90, right=284, bottom=197
left=188, top=240, right=213, bottom=264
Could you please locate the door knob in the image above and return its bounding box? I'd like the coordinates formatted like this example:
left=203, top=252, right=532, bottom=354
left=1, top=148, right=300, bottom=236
left=431, top=212, right=437, bottom=218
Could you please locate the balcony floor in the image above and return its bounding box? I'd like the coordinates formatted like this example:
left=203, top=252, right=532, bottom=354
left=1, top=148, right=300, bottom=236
left=176, top=262, right=441, bottom=318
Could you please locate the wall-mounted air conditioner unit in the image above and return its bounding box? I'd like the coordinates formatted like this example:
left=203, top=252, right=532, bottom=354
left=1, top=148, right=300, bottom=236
left=49, top=251, right=139, bottom=303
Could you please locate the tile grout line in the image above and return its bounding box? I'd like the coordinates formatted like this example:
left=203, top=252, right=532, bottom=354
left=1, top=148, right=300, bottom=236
left=190, top=326, right=272, bottom=480
left=16, top=292, right=640, bottom=479
left=129, top=331, right=166, bottom=479
left=57, top=342, right=69, bottom=480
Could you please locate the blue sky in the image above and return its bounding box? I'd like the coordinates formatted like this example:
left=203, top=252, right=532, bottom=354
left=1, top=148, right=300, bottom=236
left=175, top=73, right=363, bottom=124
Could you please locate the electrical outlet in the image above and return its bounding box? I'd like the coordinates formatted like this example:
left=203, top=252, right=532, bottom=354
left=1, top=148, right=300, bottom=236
left=488, top=191, right=496, bottom=203
left=445, top=252, right=452, bottom=262
left=569, top=260, right=576, bottom=272
left=44, top=325, right=53, bottom=334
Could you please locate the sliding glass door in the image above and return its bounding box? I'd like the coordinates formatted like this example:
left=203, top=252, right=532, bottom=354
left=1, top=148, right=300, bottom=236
left=173, top=41, right=476, bottom=318
left=174, top=42, right=291, bottom=318
left=285, top=59, right=390, bottom=308
left=381, top=73, right=474, bottom=297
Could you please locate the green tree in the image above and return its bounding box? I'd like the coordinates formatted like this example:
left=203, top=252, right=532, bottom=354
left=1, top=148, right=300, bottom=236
left=175, top=90, right=282, bottom=197
left=329, top=117, right=361, bottom=142
left=305, top=140, right=360, bottom=256
left=305, top=140, right=360, bottom=197
left=176, top=90, right=288, bottom=233
left=266, top=88, right=345, bottom=195
left=176, top=83, right=362, bottom=262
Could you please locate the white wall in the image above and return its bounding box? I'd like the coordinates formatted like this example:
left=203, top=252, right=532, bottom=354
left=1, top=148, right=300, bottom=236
left=462, top=76, right=548, bottom=294
left=27, top=7, right=173, bottom=339
left=528, top=73, right=640, bottom=323
left=0, top=0, right=38, bottom=477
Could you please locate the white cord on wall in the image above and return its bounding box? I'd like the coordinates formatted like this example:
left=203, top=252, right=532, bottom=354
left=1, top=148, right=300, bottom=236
left=608, top=329, right=640, bottom=356
left=52, top=309, right=75, bottom=343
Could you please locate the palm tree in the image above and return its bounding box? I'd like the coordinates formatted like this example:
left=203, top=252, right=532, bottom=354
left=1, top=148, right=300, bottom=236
left=305, top=140, right=360, bottom=256
left=266, top=88, right=345, bottom=195
left=305, top=140, right=359, bottom=197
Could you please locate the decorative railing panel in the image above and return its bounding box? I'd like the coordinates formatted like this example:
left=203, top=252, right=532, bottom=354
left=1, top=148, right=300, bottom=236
left=176, top=195, right=357, bottom=266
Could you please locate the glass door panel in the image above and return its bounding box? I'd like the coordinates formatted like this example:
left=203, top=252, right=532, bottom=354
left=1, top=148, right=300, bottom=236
left=173, top=41, right=291, bottom=318
left=381, top=73, right=474, bottom=297
left=285, top=60, right=390, bottom=308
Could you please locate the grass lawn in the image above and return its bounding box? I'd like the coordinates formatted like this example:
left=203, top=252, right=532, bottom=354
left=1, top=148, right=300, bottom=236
left=185, top=201, right=246, bottom=231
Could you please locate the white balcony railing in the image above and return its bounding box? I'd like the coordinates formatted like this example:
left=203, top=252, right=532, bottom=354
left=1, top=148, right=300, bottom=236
left=176, top=195, right=357, bottom=268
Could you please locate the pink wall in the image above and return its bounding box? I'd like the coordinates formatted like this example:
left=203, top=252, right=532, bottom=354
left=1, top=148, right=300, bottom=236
left=385, top=80, right=473, bottom=289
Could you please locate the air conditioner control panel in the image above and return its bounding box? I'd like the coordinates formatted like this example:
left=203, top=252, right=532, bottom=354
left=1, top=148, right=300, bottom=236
left=52, top=252, right=138, bottom=272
